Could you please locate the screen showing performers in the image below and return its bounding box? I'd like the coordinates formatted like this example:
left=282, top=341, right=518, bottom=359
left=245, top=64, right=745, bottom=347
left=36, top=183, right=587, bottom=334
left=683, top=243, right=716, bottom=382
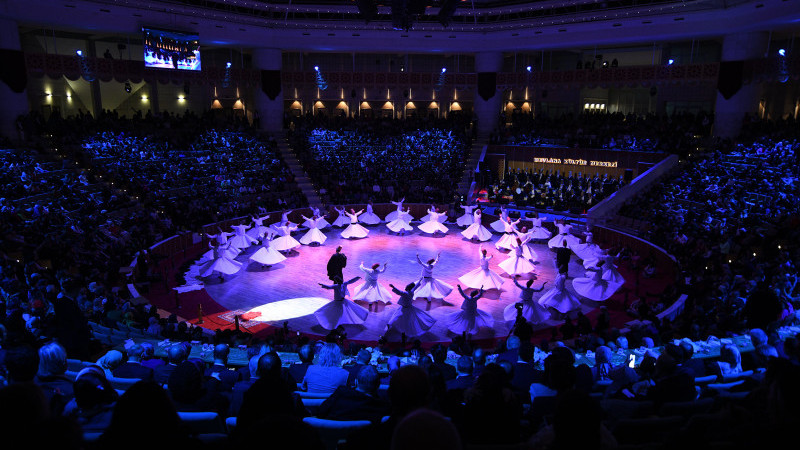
left=143, top=28, right=201, bottom=71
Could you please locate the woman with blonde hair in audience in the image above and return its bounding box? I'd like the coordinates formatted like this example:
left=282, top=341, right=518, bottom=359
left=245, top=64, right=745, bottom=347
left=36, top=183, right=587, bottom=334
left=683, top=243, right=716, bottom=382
left=715, top=344, right=742, bottom=377
left=95, top=350, right=124, bottom=379
left=302, top=342, right=349, bottom=393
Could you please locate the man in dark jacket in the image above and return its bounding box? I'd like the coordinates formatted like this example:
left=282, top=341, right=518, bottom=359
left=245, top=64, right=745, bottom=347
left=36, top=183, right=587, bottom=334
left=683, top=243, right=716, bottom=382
left=326, top=246, right=347, bottom=282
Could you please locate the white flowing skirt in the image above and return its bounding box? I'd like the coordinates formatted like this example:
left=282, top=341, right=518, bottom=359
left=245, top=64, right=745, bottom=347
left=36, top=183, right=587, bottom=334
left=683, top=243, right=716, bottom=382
left=230, top=234, right=258, bottom=250
left=387, top=306, right=436, bottom=337
left=386, top=217, right=413, bottom=233
left=495, top=233, right=518, bottom=251
left=539, top=286, right=582, bottom=314
left=249, top=246, right=286, bottom=266
left=529, top=226, right=552, bottom=240
left=384, top=210, right=401, bottom=222
left=572, top=277, right=621, bottom=301
left=503, top=300, right=551, bottom=324
left=548, top=233, right=581, bottom=249
left=299, top=228, right=327, bottom=245
left=314, top=299, right=369, bottom=330
left=444, top=307, right=493, bottom=335
left=272, top=235, right=301, bottom=252
left=498, top=254, right=536, bottom=275
left=341, top=223, right=370, bottom=239
left=456, top=213, right=474, bottom=227
left=458, top=267, right=505, bottom=290
left=203, top=246, right=239, bottom=261
left=352, top=282, right=393, bottom=304
left=199, top=256, right=242, bottom=277
left=418, top=220, right=449, bottom=234
left=360, top=212, right=382, bottom=225
left=247, top=225, right=273, bottom=241
left=413, top=277, right=453, bottom=300
left=461, top=223, right=492, bottom=241
left=602, top=266, right=625, bottom=284
left=332, top=214, right=351, bottom=227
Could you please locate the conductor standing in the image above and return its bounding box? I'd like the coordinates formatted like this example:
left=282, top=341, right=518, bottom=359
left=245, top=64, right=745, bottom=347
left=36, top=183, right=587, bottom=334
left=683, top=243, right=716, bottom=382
left=327, top=246, right=347, bottom=282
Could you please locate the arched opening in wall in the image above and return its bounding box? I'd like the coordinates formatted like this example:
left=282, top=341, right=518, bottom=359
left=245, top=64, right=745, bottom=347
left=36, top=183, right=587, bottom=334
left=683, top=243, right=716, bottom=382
left=314, top=100, right=327, bottom=116
left=336, top=100, right=349, bottom=117
left=233, top=98, right=245, bottom=118
left=428, top=101, right=439, bottom=118
left=359, top=101, right=373, bottom=118
left=290, top=100, right=303, bottom=117
left=521, top=102, right=532, bottom=113
left=405, top=101, right=417, bottom=118
left=211, top=99, right=223, bottom=109
left=381, top=101, right=394, bottom=119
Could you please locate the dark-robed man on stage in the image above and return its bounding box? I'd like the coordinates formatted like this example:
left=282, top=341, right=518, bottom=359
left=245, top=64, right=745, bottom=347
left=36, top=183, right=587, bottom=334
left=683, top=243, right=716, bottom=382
left=327, top=246, right=347, bottom=282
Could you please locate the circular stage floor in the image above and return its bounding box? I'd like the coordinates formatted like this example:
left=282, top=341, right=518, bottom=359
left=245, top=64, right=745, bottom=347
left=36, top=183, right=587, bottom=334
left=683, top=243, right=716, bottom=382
left=200, top=224, right=604, bottom=343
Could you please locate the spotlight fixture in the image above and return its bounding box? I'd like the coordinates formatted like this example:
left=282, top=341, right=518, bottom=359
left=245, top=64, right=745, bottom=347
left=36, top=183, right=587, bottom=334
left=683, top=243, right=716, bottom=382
left=441, top=67, right=447, bottom=73
left=124, top=82, right=132, bottom=93
left=526, top=66, right=532, bottom=72
left=778, top=48, right=786, bottom=56
left=314, top=66, right=320, bottom=71
left=667, top=59, right=674, bottom=65
left=226, top=61, right=232, bottom=68
left=76, top=50, right=82, bottom=56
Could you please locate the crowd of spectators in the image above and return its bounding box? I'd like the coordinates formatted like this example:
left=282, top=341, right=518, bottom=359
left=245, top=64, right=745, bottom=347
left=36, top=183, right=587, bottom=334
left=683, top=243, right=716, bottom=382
left=484, top=168, right=626, bottom=211
left=491, top=110, right=712, bottom=155
left=289, top=114, right=472, bottom=204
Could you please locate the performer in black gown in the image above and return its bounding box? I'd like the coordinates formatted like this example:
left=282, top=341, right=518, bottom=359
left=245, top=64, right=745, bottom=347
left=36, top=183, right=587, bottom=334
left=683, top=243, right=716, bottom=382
left=327, top=246, right=348, bottom=282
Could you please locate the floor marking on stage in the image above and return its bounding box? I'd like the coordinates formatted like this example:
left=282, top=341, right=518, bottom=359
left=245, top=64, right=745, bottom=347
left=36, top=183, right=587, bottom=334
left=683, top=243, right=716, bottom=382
left=245, top=297, right=330, bottom=322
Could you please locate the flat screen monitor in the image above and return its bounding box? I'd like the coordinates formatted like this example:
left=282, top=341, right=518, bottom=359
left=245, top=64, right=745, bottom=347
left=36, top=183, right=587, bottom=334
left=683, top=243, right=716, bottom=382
left=143, top=28, right=201, bottom=71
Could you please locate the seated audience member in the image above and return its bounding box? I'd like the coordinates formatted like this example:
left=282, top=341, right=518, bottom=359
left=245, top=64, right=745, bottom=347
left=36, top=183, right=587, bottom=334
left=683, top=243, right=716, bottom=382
left=380, top=356, right=401, bottom=387
left=95, top=350, right=123, bottom=379
left=236, top=353, right=307, bottom=435
left=391, top=408, right=462, bottom=450
left=345, top=349, right=372, bottom=387
left=238, top=345, right=266, bottom=381
left=98, top=381, right=198, bottom=449
left=647, top=353, right=696, bottom=406
left=446, top=356, right=475, bottom=391
left=529, top=389, right=618, bottom=449
left=530, top=347, right=577, bottom=402
left=3, top=345, right=40, bottom=384
left=317, top=365, right=390, bottom=422
left=230, top=355, right=261, bottom=416
left=302, top=343, right=349, bottom=393
left=496, top=335, right=521, bottom=364
left=139, top=342, right=164, bottom=370
left=679, top=340, right=706, bottom=377
left=471, top=348, right=487, bottom=378
left=35, top=341, right=74, bottom=414
left=154, top=344, right=187, bottom=384
left=344, top=365, right=432, bottom=450
left=204, top=343, right=241, bottom=391
left=113, top=344, right=154, bottom=381
left=714, top=343, right=743, bottom=378
left=460, top=363, right=523, bottom=445
left=742, top=328, right=769, bottom=370
left=289, top=344, right=314, bottom=383
left=592, top=346, right=614, bottom=382
left=64, top=366, right=118, bottom=433
left=430, top=344, right=456, bottom=381
left=167, top=361, right=228, bottom=416
left=511, top=342, right=541, bottom=397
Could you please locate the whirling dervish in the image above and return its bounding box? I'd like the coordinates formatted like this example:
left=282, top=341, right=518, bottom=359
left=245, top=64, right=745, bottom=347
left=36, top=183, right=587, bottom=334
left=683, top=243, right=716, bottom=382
left=490, top=205, right=510, bottom=233
left=601, top=252, right=625, bottom=284
left=498, top=238, right=536, bottom=276
left=413, top=253, right=453, bottom=303
left=420, top=204, right=448, bottom=223
left=418, top=206, right=449, bottom=235
left=572, top=261, right=622, bottom=301
left=229, top=223, right=258, bottom=249
left=384, top=197, right=405, bottom=222
left=352, top=262, right=393, bottom=311
left=548, top=219, right=581, bottom=249
left=386, top=206, right=414, bottom=235
left=203, top=228, right=239, bottom=260
left=513, top=227, right=538, bottom=262
left=299, top=214, right=328, bottom=246
left=249, top=235, right=287, bottom=268
left=199, top=241, right=242, bottom=280
left=303, top=207, right=330, bottom=229
left=458, top=244, right=505, bottom=291
left=247, top=214, right=273, bottom=241
left=314, top=276, right=369, bottom=330
left=386, top=283, right=436, bottom=337
left=572, top=231, right=605, bottom=268
left=539, top=266, right=583, bottom=315
left=340, top=209, right=370, bottom=239
left=332, top=206, right=350, bottom=227
left=461, top=208, right=492, bottom=242
left=279, top=209, right=295, bottom=227
left=527, top=212, right=552, bottom=241
left=443, top=285, right=493, bottom=335
left=359, top=201, right=382, bottom=225
left=271, top=222, right=301, bottom=253
left=503, top=278, right=550, bottom=324
left=495, top=216, right=522, bottom=251
left=456, top=203, right=477, bottom=227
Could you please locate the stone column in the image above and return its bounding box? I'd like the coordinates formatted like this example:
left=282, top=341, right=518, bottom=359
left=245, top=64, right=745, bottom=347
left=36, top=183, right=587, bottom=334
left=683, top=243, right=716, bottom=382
left=252, top=48, right=284, bottom=132
left=0, top=18, right=29, bottom=140
left=713, top=32, right=770, bottom=139
left=473, top=52, right=504, bottom=139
